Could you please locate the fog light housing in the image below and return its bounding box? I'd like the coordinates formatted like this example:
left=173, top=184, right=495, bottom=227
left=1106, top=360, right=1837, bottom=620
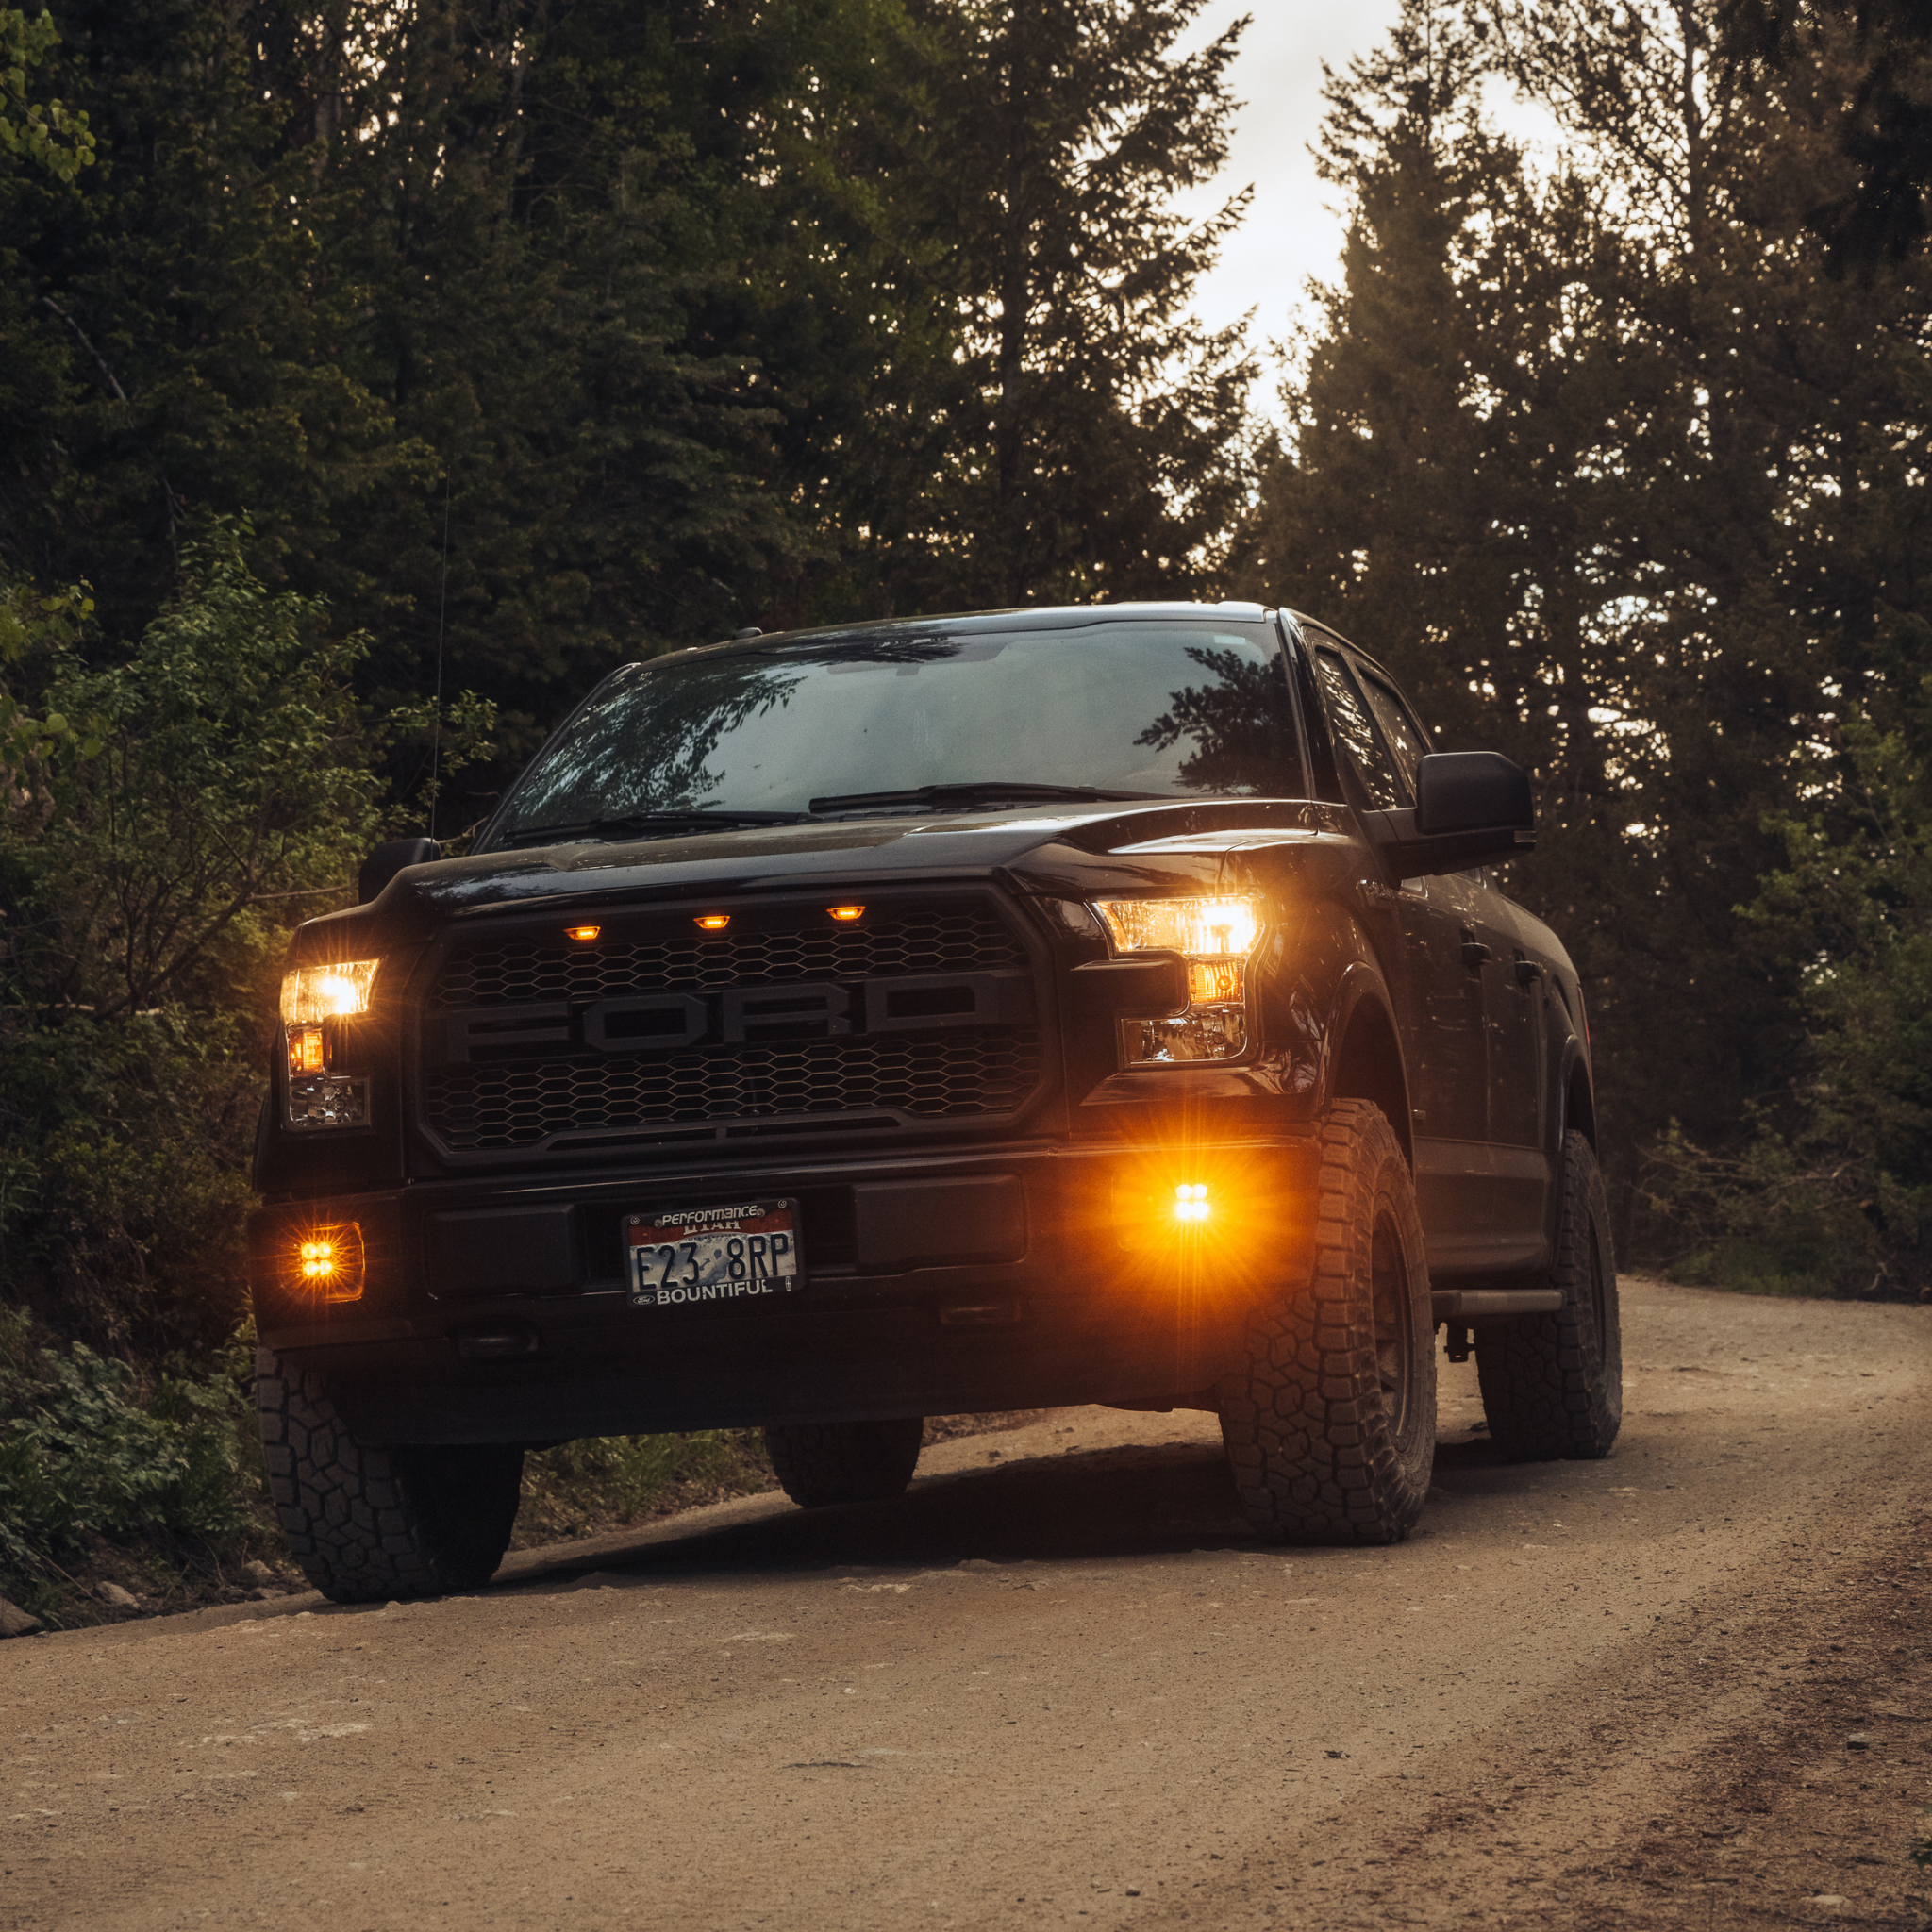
left=1173, top=1183, right=1211, bottom=1224
left=294, top=1224, right=365, bottom=1302
left=1114, top=1175, right=1223, bottom=1251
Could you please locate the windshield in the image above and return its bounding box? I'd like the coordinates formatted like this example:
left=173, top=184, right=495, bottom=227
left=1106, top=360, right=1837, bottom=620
left=491, top=618, right=1306, bottom=842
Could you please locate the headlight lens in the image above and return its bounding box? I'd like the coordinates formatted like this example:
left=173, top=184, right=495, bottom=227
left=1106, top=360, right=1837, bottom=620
left=279, top=959, right=381, bottom=1026
left=1091, top=895, right=1260, bottom=1067
left=1094, top=896, right=1259, bottom=958
left=280, top=959, right=380, bottom=1128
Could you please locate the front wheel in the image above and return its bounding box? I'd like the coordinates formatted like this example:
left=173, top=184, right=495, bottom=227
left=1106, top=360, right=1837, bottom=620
left=1474, top=1129, right=1623, bottom=1460
left=256, top=1349, right=525, bottom=1603
left=1218, top=1100, right=1437, bottom=1544
left=762, top=1418, right=924, bottom=1508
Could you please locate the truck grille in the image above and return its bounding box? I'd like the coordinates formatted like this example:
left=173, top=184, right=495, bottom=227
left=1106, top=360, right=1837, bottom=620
left=427, top=906, right=1024, bottom=1008
left=417, top=898, right=1044, bottom=1155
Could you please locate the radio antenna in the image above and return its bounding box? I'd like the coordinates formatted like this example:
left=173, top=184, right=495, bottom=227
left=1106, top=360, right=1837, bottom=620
left=429, top=468, right=452, bottom=840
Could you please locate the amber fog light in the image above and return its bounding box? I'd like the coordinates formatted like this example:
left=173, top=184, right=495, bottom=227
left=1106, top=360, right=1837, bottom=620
left=293, top=1224, right=365, bottom=1303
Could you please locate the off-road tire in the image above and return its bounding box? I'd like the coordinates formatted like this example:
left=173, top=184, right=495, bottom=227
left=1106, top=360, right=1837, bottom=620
left=256, top=1348, right=525, bottom=1603
left=1218, top=1100, right=1436, bottom=1543
left=762, top=1418, right=924, bottom=1508
left=1474, top=1129, right=1623, bottom=1461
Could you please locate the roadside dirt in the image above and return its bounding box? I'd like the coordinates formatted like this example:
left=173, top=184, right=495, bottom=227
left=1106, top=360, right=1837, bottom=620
left=3, top=1279, right=1928, bottom=1931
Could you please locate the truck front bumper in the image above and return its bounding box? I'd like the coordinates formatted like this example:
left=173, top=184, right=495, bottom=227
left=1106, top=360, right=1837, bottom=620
left=247, top=1135, right=1314, bottom=1443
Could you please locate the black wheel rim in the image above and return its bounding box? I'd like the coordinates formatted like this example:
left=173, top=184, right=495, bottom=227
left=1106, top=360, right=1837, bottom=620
left=1370, top=1208, right=1412, bottom=1438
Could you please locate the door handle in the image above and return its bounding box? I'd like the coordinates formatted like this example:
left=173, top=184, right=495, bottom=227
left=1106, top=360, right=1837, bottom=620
left=1460, top=938, right=1492, bottom=970
left=1514, top=956, right=1544, bottom=985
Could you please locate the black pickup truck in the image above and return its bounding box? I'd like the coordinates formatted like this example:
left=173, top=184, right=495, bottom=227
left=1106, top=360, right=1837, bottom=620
left=249, top=601, right=1621, bottom=1601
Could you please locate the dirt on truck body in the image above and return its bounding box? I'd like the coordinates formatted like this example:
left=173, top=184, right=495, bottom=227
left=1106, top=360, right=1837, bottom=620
left=249, top=601, right=1618, bottom=1599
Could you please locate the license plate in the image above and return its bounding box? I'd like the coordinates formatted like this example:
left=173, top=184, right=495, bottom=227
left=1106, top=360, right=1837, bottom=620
left=625, top=1199, right=802, bottom=1307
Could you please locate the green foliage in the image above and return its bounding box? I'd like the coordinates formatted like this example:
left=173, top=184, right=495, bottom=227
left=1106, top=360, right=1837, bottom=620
left=0, top=528, right=485, bottom=1357
left=1647, top=681, right=1932, bottom=1296
left=0, top=1306, right=256, bottom=1597
left=0, top=8, right=92, bottom=180
left=514, top=1431, right=774, bottom=1545
left=1235, top=0, right=1932, bottom=1200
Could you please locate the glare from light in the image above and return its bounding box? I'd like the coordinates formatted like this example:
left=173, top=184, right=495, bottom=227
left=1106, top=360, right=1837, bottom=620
left=1094, top=896, right=1260, bottom=958
left=280, top=958, right=381, bottom=1026
left=694, top=913, right=731, bottom=931
left=1173, top=1182, right=1211, bottom=1224
left=291, top=1223, right=365, bottom=1301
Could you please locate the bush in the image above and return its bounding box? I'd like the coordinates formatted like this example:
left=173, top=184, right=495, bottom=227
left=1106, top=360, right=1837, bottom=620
left=1642, top=684, right=1932, bottom=1301
left=0, top=1307, right=259, bottom=1599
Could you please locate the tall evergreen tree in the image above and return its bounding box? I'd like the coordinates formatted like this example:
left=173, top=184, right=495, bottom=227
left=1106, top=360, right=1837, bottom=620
left=879, top=0, right=1257, bottom=609
left=1239, top=0, right=1932, bottom=1192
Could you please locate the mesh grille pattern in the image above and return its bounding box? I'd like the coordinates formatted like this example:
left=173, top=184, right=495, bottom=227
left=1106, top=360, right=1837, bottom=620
left=425, top=1030, right=1041, bottom=1152
left=419, top=899, right=1042, bottom=1153
left=428, top=908, right=1024, bottom=1010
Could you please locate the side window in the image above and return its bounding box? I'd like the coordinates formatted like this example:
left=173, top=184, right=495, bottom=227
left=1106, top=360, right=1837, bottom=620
left=1357, top=670, right=1431, bottom=799
left=1311, top=646, right=1404, bottom=812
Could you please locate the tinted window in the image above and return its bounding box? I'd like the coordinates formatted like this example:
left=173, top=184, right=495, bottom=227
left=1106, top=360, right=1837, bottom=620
left=1311, top=648, right=1403, bottom=811
left=493, top=620, right=1307, bottom=838
left=1358, top=670, right=1431, bottom=799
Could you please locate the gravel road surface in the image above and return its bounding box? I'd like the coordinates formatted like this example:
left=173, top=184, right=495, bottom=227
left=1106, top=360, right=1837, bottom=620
left=5, top=1278, right=1930, bottom=1931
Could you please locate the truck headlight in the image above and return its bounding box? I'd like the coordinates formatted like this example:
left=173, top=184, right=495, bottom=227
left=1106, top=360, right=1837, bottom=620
left=1092, top=896, right=1259, bottom=1066
left=279, top=959, right=380, bottom=1128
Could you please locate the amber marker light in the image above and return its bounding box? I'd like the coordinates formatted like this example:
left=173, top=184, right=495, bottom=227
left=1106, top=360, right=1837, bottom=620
left=828, top=905, right=865, bottom=923
left=1187, top=958, right=1242, bottom=1004
left=292, top=1223, right=366, bottom=1303
left=564, top=924, right=602, bottom=942
left=1173, top=1183, right=1211, bottom=1224
left=694, top=913, right=731, bottom=931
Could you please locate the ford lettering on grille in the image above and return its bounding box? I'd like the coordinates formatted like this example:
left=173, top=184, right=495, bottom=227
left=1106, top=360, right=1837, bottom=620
left=431, top=970, right=1035, bottom=1065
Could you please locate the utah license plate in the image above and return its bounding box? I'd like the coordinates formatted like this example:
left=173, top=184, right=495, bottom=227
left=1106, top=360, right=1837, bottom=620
left=625, top=1199, right=802, bottom=1308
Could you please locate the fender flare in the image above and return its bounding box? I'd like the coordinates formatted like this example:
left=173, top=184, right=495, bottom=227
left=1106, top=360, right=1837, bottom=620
left=1318, top=959, right=1414, bottom=1166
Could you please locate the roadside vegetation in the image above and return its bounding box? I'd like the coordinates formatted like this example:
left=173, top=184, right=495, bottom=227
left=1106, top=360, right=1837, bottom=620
left=3, top=0, right=1930, bottom=1619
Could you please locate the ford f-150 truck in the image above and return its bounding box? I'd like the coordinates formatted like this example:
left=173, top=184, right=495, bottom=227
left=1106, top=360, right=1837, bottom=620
left=249, top=602, right=1621, bottom=1601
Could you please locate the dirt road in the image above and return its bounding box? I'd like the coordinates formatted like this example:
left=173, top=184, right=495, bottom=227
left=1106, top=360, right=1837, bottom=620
left=5, top=1278, right=1931, bottom=1931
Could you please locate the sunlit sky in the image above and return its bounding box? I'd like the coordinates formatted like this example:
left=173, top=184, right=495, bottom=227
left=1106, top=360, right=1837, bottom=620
left=1172, top=1, right=1407, bottom=415
left=1172, top=4, right=1564, bottom=422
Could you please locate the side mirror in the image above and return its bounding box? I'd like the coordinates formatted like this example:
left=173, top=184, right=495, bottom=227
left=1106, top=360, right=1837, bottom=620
left=1416, top=752, right=1535, bottom=837
left=358, top=836, right=441, bottom=905
left=1362, top=752, right=1535, bottom=880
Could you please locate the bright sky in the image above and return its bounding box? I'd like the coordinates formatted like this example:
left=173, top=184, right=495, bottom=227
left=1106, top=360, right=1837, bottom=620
left=1173, top=0, right=1407, bottom=410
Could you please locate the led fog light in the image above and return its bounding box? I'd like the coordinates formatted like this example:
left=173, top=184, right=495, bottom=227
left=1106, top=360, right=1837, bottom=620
left=292, top=1223, right=365, bottom=1302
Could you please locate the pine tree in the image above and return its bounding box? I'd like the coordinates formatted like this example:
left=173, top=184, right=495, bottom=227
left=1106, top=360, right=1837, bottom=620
left=881, top=0, right=1256, bottom=609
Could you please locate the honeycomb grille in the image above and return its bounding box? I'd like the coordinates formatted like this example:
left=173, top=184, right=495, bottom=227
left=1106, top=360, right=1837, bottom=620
left=425, top=1030, right=1041, bottom=1152
left=419, top=899, right=1043, bottom=1152
left=427, top=907, right=1024, bottom=1010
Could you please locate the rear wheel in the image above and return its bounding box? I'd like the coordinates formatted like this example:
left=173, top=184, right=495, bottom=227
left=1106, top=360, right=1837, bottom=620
left=1474, top=1129, right=1623, bottom=1460
left=256, top=1348, right=524, bottom=1603
left=763, top=1418, right=924, bottom=1508
left=1218, top=1101, right=1436, bottom=1543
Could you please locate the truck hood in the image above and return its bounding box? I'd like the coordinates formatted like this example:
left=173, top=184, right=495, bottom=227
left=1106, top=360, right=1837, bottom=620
left=291, top=798, right=1342, bottom=959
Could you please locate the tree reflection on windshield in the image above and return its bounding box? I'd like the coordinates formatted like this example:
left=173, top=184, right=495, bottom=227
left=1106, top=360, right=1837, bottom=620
left=1136, top=646, right=1300, bottom=795
left=494, top=622, right=1306, bottom=840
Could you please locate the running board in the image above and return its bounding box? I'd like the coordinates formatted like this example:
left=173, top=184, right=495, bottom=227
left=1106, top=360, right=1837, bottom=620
left=1431, top=1288, right=1564, bottom=1322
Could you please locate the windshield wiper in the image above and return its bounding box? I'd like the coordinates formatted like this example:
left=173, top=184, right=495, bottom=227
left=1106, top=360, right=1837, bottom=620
left=499, top=809, right=815, bottom=848
left=808, top=781, right=1173, bottom=815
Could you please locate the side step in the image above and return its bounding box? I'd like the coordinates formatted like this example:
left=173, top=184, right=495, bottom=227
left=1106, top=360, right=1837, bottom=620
left=1431, top=1288, right=1563, bottom=1322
